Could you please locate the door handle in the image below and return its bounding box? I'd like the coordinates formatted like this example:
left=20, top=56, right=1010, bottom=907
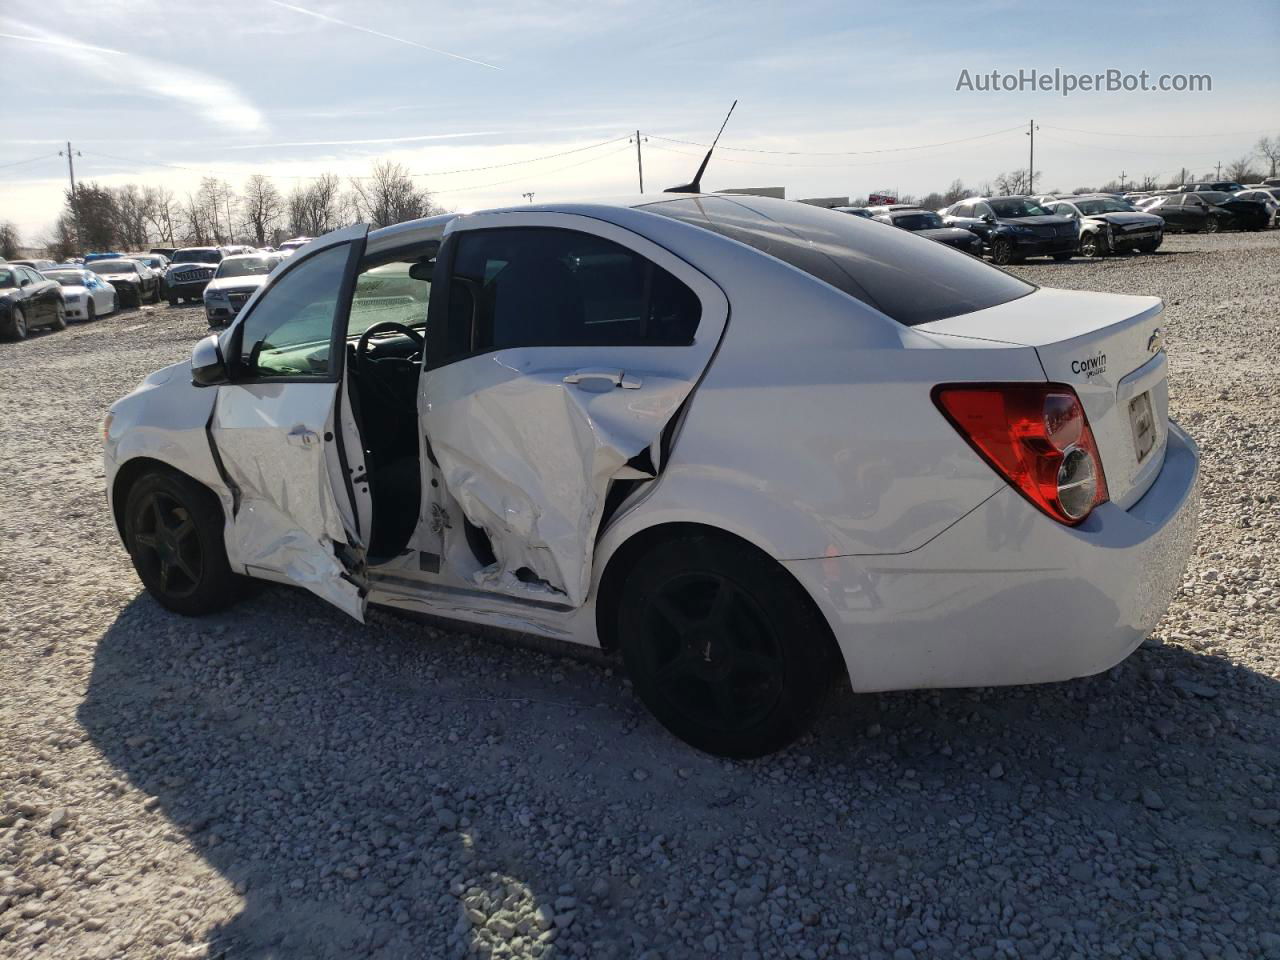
left=563, top=369, right=643, bottom=390
left=287, top=428, right=321, bottom=448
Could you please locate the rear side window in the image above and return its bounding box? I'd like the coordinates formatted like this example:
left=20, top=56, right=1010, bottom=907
left=442, top=227, right=701, bottom=361
left=644, top=196, right=1033, bottom=326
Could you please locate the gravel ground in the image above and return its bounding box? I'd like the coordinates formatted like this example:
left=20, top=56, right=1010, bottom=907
left=1, top=232, right=1278, bottom=960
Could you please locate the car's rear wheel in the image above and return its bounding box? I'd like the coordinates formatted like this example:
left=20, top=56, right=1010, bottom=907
left=7, top=305, right=28, bottom=340
left=50, top=302, right=67, bottom=330
left=1204, top=216, right=1220, bottom=234
left=989, top=237, right=1014, bottom=265
left=617, top=531, right=837, bottom=758
left=124, top=470, right=238, bottom=616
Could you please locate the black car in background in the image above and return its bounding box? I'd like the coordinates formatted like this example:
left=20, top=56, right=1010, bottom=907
left=0, top=263, right=66, bottom=340
left=940, top=196, right=1078, bottom=264
left=1045, top=194, right=1165, bottom=256
left=1143, top=192, right=1269, bottom=232
left=149, top=247, right=178, bottom=259
left=871, top=207, right=984, bottom=255
left=1178, top=181, right=1245, bottom=194
left=164, top=247, right=226, bottom=305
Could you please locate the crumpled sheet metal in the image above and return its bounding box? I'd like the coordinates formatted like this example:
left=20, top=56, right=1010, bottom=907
left=424, top=357, right=692, bottom=607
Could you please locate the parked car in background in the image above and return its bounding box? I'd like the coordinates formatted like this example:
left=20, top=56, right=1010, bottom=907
left=103, top=198, right=1198, bottom=756
left=87, top=258, right=160, bottom=306
left=40, top=265, right=117, bottom=320
left=1139, top=193, right=1229, bottom=233
left=871, top=207, right=984, bottom=254
left=149, top=247, right=178, bottom=259
left=940, top=196, right=1077, bottom=264
left=277, top=237, right=313, bottom=256
left=1178, top=181, right=1244, bottom=194
left=1263, top=177, right=1280, bottom=187
left=202, top=252, right=282, bottom=326
left=1194, top=191, right=1273, bottom=230
left=1234, top=188, right=1280, bottom=225
left=832, top=207, right=873, bottom=219
left=0, top=263, right=65, bottom=339
left=9, top=258, right=57, bottom=271
left=84, top=251, right=127, bottom=263
left=164, top=247, right=227, bottom=305
left=1045, top=195, right=1165, bottom=256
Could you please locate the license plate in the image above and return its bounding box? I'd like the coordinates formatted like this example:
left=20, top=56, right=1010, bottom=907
left=1129, top=391, right=1156, bottom=463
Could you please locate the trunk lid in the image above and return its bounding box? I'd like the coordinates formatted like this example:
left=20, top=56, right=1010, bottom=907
left=916, top=287, right=1169, bottom=509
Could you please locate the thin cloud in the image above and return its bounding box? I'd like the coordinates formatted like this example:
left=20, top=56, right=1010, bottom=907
left=0, top=21, right=266, bottom=134
left=229, top=131, right=500, bottom=149
left=267, top=1, right=501, bottom=70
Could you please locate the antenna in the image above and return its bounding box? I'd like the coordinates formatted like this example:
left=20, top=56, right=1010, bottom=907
left=664, top=100, right=738, bottom=194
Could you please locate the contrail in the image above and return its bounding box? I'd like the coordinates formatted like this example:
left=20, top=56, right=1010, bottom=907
left=267, top=1, right=501, bottom=70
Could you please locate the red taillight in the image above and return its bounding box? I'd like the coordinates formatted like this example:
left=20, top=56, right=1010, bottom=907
left=933, top=383, right=1109, bottom=525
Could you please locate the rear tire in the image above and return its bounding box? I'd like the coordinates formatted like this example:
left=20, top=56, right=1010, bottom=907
left=123, top=470, right=239, bottom=616
left=617, top=531, right=837, bottom=758
left=989, top=237, right=1014, bottom=265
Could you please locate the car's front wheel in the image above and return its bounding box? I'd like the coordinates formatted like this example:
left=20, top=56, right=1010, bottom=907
left=989, top=237, right=1014, bottom=265
left=124, top=470, right=238, bottom=616
left=1080, top=232, right=1105, bottom=258
left=6, top=305, right=28, bottom=340
left=50, top=301, right=67, bottom=330
left=618, top=531, right=837, bottom=758
left=1204, top=216, right=1220, bottom=234
left=85, top=300, right=96, bottom=322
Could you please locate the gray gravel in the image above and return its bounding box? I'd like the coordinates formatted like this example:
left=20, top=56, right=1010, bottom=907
left=1, top=232, right=1278, bottom=960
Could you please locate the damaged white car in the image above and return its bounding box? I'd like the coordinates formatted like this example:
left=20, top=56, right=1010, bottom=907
left=103, top=195, right=1199, bottom=757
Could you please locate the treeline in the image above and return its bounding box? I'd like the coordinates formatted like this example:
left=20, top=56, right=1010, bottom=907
left=37, top=160, right=443, bottom=260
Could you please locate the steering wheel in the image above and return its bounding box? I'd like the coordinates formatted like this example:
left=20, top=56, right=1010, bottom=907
left=356, top=321, right=424, bottom=359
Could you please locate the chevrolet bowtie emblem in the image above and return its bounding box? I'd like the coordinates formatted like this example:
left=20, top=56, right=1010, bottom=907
left=1147, top=328, right=1164, bottom=354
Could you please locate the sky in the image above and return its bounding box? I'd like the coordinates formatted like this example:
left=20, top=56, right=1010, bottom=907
left=2, top=0, right=1278, bottom=242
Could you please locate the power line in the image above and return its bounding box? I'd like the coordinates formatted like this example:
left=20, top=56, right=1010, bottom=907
left=646, top=124, right=1026, bottom=156
left=0, top=151, right=60, bottom=170
left=410, top=135, right=630, bottom=177
left=431, top=143, right=635, bottom=195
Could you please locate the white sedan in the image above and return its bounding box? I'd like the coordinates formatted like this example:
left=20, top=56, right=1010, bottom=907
left=41, top=266, right=117, bottom=321
left=102, top=195, right=1199, bottom=757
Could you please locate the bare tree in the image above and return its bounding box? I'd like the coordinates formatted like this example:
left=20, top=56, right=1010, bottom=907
left=112, top=185, right=150, bottom=249
left=993, top=169, right=1036, bottom=195
left=142, top=186, right=178, bottom=244
left=288, top=174, right=351, bottom=236
left=1257, top=136, right=1280, bottom=178
left=941, top=179, right=969, bottom=205
left=1225, top=154, right=1259, bottom=183
left=181, top=192, right=210, bottom=246
left=1138, top=174, right=1160, bottom=191
left=41, top=213, right=78, bottom=262
left=0, top=222, right=20, bottom=260
left=349, top=161, right=440, bottom=229
left=241, top=174, right=284, bottom=246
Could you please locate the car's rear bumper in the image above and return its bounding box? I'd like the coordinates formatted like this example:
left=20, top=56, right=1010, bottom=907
left=785, top=421, right=1199, bottom=693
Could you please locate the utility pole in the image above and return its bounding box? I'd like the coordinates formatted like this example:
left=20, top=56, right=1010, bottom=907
left=522, top=192, right=535, bottom=204
left=1119, top=170, right=1127, bottom=191
left=224, top=188, right=234, bottom=244
left=632, top=130, right=646, bottom=193
left=1215, top=160, right=1222, bottom=179
left=59, top=141, right=82, bottom=255
left=1026, top=119, right=1038, bottom=195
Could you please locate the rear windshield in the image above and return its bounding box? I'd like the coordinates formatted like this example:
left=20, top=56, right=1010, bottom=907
left=643, top=195, right=1033, bottom=326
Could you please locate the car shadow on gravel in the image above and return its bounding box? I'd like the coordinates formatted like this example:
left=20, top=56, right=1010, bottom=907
left=79, top=587, right=1280, bottom=958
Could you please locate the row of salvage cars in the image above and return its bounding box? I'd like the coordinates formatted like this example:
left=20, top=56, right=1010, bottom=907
left=838, top=185, right=1276, bottom=265
left=0, top=260, right=130, bottom=339
left=104, top=194, right=1201, bottom=757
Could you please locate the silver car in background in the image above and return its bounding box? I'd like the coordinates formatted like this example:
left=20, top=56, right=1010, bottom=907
left=202, top=253, right=283, bottom=326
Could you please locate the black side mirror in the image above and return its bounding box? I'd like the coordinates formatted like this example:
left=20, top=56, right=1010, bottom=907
left=981, top=213, right=996, bottom=223
left=191, top=334, right=230, bottom=387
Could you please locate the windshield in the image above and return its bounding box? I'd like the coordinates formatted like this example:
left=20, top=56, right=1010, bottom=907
left=172, top=249, right=223, bottom=264
left=216, top=256, right=276, bottom=279
left=88, top=260, right=136, bottom=274
left=645, top=195, right=1033, bottom=327
left=347, top=261, right=431, bottom=337
left=988, top=198, right=1054, bottom=218
left=894, top=212, right=944, bottom=230
left=45, top=271, right=86, bottom=287
left=1076, top=198, right=1136, bottom=214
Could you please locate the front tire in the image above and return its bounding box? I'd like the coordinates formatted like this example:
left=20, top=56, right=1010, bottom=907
left=1080, top=232, right=1105, bottom=258
left=1204, top=217, right=1220, bottom=234
left=123, top=470, right=238, bottom=616
left=617, top=531, right=837, bottom=758
left=6, top=305, right=28, bottom=340
left=989, top=237, right=1014, bottom=265
left=168, top=294, right=179, bottom=307
left=85, top=300, right=96, bottom=322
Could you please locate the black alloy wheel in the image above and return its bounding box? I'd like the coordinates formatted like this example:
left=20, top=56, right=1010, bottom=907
left=989, top=237, right=1014, bottom=265
left=619, top=532, right=836, bottom=758
left=1204, top=216, right=1220, bottom=234
left=124, top=471, right=238, bottom=615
